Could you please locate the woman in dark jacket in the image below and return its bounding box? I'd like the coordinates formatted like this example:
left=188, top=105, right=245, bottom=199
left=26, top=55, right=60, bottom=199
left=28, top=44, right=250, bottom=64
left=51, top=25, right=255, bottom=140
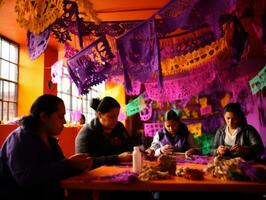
left=211, top=102, right=264, bottom=160
left=0, top=94, right=92, bottom=200
left=75, top=96, right=133, bottom=167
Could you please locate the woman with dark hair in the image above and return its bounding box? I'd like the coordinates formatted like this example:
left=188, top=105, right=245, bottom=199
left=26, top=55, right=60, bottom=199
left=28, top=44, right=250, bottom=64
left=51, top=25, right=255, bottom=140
left=0, top=94, right=93, bottom=200
left=75, top=96, right=133, bottom=167
left=211, top=102, right=264, bottom=160
left=146, top=110, right=200, bottom=158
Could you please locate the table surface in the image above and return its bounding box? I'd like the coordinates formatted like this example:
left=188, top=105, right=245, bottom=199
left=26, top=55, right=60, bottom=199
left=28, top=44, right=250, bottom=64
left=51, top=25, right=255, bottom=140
left=61, top=161, right=266, bottom=192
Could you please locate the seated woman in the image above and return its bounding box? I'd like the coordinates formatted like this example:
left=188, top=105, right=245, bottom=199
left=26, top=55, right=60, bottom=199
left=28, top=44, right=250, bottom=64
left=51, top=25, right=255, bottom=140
left=146, top=110, right=200, bottom=158
left=79, top=113, right=86, bottom=125
left=75, top=96, right=133, bottom=167
left=211, top=102, right=264, bottom=160
left=0, top=94, right=93, bottom=200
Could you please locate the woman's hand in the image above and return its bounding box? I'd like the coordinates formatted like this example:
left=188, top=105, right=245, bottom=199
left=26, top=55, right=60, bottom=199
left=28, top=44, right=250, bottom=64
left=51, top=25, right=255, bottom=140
left=68, top=153, right=93, bottom=170
left=185, top=148, right=198, bottom=159
left=160, top=144, right=173, bottom=155
left=145, top=148, right=155, bottom=157
left=217, top=145, right=230, bottom=156
left=230, top=144, right=250, bottom=154
left=118, top=152, right=132, bottom=162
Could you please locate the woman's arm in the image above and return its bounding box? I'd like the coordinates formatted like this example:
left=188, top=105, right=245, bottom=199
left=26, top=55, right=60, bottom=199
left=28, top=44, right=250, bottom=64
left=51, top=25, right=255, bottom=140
left=149, top=132, right=162, bottom=157
left=75, top=125, right=91, bottom=153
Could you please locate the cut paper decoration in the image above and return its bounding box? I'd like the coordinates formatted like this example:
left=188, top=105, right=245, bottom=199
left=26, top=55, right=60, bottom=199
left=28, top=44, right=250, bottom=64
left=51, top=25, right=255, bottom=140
left=125, top=80, right=141, bottom=96
left=249, top=75, right=262, bottom=95
left=76, top=0, right=100, bottom=23
left=220, top=92, right=233, bottom=108
left=139, top=97, right=153, bottom=121
left=69, top=20, right=140, bottom=38
left=144, top=123, right=164, bottom=138
left=64, top=42, right=79, bottom=59
left=258, top=65, right=266, bottom=88
left=200, top=105, right=212, bottom=116
left=145, top=63, right=216, bottom=101
left=199, top=97, right=208, bottom=108
left=160, top=27, right=215, bottom=60
left=27, top=28, right=50, bottom=60
left=15, top=0, right=64, bottom=35
left=250, top=65, right=266, bottom=94
left=187, top=123, right=202, bottom=137
left=126, top=94, right=145, bottom=117
left=161, top=36, right=228, bottom=76
left=67, top=36, right=114, bottom=95
left=51, top=0, right=78, bottom=44
left=116, top=18, right=162, bottom=91
left=51, top=59, right=64, bottom=84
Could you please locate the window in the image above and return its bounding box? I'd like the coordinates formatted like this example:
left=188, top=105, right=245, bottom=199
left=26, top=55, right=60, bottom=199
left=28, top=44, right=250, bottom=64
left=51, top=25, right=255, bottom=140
left=0, top=36, right=19, bottom=122
left=57, top=66, right=105, bottom=125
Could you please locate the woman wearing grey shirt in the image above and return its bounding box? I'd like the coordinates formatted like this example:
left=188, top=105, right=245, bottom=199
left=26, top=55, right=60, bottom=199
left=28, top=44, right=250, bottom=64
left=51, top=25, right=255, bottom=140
left=211, top=102, right=264, bottom=160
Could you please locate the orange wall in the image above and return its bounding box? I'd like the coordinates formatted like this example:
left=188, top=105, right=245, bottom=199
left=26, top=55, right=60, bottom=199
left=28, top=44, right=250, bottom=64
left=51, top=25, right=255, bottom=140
left=105, top=80, right=126, bottom=109
left=43, top=47, right=58, bottom=95
left=18, top=45, right=58, bottom=117
left=18, top=45, right=44, bottom=116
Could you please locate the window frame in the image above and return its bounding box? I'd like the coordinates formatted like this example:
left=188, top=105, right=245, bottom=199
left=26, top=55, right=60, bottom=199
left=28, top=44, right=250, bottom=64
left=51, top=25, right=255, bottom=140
left=0, top=35, right=19, bottom=122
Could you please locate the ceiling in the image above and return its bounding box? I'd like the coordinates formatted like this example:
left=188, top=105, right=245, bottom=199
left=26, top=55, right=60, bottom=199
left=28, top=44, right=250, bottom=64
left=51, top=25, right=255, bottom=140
left=0, top=0, right=170, bottom=50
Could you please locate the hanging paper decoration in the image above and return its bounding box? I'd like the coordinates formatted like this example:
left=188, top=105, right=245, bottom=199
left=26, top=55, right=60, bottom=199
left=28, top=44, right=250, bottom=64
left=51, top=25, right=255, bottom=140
left=144, top=123, right=164, bottom=138
left=139, top=95, right=153, bottom=121
left=199, top=97, right=213, bottom=116
left=187, top=123, right=202, bottom=137
left=69, top=20, right=140, bottom=38
left=125, top=80, right=141, bottom=96
left=76, top=0, right=100, bottom=23
left=51, top=0, right=78, bottom=44
left=64, top=42, right=79, bottom=59
left=51, top=59, right=64, bottom=84
left=145, top=61, right=216, bottom=101
left=116, top=18, right=162, bottom=92
left=67, top=36, right=115, bottom=95
left=27, top=28, right=50, bottom=60
left=160, top=27, right=215, bottom=60
left=15, top=0, right=64, bottom=35
left=126, top=94, right=145, bottom=117
left=139, top=103, right=153, bottom=121
left=249, top=65, right=266, bottom=95
left=161, top=36, right=228, bottom=76
left=158, top=0, right=235, bottom=39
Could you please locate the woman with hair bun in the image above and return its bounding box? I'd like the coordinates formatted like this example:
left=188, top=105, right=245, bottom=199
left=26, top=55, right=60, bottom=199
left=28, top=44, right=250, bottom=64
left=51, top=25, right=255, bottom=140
left=75, top=96, right=133, bottom=167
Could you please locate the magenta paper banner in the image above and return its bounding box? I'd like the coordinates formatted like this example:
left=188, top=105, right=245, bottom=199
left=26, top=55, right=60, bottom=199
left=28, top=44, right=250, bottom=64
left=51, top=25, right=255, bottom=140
left=144, top=122, right=164, bottom=137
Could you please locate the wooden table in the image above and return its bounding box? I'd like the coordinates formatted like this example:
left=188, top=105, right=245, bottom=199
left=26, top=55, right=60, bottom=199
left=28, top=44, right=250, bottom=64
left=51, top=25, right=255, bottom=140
left=61, top=162, right=266, bottom=200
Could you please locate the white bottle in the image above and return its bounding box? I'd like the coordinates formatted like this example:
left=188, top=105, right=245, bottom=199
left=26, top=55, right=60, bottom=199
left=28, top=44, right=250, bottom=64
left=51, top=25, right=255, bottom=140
left=132, top=146, right=142, bottom=174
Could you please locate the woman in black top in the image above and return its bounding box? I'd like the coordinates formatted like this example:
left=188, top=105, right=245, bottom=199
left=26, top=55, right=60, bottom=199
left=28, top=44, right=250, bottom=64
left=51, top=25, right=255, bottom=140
left=75, top=96, right=133, bottom=167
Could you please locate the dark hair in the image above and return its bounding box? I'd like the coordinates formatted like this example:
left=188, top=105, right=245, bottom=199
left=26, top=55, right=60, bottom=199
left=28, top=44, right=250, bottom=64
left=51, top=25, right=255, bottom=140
left=223, top=102, right=247, bottom=125
left=164, top=110, right=180, bottom=121
left=90, top=96, right=120, bottom=114
left=20, top=94, right=64, bottom=130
